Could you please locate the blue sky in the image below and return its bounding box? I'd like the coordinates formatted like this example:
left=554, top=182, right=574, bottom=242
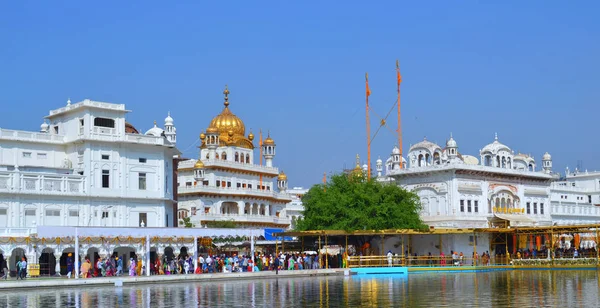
left=1, top=1, right=599, bottom=187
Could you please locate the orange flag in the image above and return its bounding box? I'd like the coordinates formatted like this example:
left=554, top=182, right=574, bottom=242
left=396, top=60, right=402, bottom=86
left=366, top=73, right=371, bottom=97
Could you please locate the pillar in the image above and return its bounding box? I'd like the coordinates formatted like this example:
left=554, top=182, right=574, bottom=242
left=318, top=236, right=322, bottom=268
left=193, top=236, right=198, bottom=273
left=157, top=253, right=163, bottom=274
left=250, top=231, right=255, bottom=272
left=380, top=235, right=384, bottom=267
left=473, top=232, right=477, bottom=266
left=75, top=229, right=79, bottom=279
left=145, top=235, right=151, bottom=277
left=325, top=236, right=328, bottom=269
left=54, top=252, right=62, bottom=276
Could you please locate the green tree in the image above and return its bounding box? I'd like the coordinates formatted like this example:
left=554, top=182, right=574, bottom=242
left=296, top=173, right=427, bottom=232
left=204, top=219, right=237, bottom=228
left=179, top=217, right=194, bottom=228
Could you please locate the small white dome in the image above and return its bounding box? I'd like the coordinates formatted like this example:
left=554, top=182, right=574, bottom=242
left=409, top=138, right=442, bottom=153
left=543, top=152, right=552, bottom=160
left=165, top=112, right=174, bottom=125
left=40, top=122, right=49, bottom=132
left=392, top=146, right=400, bottom=155
left=376, top=157, right=383, bottom=165
left=481, top=133, right=511, bottom=154
left=362, top=164, right=368, bottom=171
left=446, top=136, right=457, bottom=148
left=145, top=122, right=164, bottom=136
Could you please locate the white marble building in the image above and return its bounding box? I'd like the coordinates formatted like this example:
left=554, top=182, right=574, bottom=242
left=176, top=87, right=295, bottom=229
left=377, top=133, right=600, bottom=256
left=0, top=99, right=179, bottom=229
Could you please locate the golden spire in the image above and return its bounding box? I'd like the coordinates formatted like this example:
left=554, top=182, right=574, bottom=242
left=223, top=85, right=230, bottom=107
left=355, top=154, right=360, bottom=168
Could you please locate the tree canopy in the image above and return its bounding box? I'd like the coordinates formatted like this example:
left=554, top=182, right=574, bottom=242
left=295, top=173, right=427, bottom=232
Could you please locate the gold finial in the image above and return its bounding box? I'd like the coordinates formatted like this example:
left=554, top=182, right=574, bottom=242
left=223, top=85, right=230, bottom=107
left=153, top=120, right=157, bottom=126
left=356, top=154, right=360, bottom=167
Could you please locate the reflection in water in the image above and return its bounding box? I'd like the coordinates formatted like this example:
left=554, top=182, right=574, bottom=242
left=0, top=270, right=597, bottom=307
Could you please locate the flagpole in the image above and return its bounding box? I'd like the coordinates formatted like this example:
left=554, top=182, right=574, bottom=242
left=259, top=130, right=263, bottom=189
left=366, top=73, right=371, bottom=179
left=396, top=60, right=403, bottom=168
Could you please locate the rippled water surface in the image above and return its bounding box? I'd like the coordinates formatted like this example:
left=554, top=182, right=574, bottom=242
left=1, top=270, right=598, bottom=307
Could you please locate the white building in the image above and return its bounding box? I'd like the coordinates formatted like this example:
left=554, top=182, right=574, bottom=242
left=377, top=133, right=600, bottom=256
left=177, top=87, right=295, bottom=229
left=0, top=98, right=179, bottom=229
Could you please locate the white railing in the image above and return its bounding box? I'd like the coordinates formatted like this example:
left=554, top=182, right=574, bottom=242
left=0, top=128, right=64, bottom=144
left=390, top=163, right=553, bottom=179
left=179, top=185, right=291, bottom=200
left=199, top=213, right=291, bottom=225
left=92, top=126, right=117, bottom=135
left=49, top=99, right=126, bottom=116
left=179, top=159, right=279, bottom=174
left=552, top=204, right=600, bottom=216
left=0, top=227, right=35, bottom=236
left=551, top=182, right=593, bottom=193
left=124, top=133, right=166, bottom=146
left=0, top=171, right=86, bottom=195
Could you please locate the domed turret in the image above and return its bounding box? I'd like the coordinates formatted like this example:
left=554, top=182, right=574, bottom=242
left=40, top=121, right=49, bottom=133
left=193, top=159, right=205, bottom=180
left=164, top=112, right=176, bottom=144
left=376, top=157, right=383, bottom=177
left=542, top=152, right=552, bottom=174
left=277, top=171, right=288, bottom=192
left=446, top=133, right=458, bottom=159
left=145, top=121, right=164, bottom=137
left=262, top=133, right=276, bottom=167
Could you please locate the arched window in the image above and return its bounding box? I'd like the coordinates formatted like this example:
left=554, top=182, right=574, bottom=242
left=221, top=152, right=227, bottom=160
left=246, top=154, right=250, bottom=164
left=434, top=152, right=441, bottom=165
left=235, top=152, right=239, bottom=162
left=528, top=164, right=533, bottom=172
left=418, top=154, right=424, bottom=167
left=215, top=153, right=219, bottom=159
left=425, top=153, right=430, bottom=166
left=507, top=158, right=512, bottom=169
left=502, top=157, right=506, bottom=168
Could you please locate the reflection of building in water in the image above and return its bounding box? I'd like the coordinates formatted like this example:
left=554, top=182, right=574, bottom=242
left=376, top=133, right=600, bottom=255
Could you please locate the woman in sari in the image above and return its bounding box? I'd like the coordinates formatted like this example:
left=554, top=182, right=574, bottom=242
left=129, top=258, right=136, bottom=276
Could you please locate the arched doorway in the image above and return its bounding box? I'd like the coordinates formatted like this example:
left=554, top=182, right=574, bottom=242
left=39, top=247, right=56, bottom=276
left=113, top=246, right=136, bottom=272
left=164, top=247, right=175, bottom=262
left=59, top=247, right=75, bottom=276
left=180, top=247, right=188, bottom=259
left=10, top=248, right=26, bottom=277
left=221, top=202, right=239, bottom=215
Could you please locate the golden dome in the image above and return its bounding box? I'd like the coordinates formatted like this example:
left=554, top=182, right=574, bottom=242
left=278, top=171, right=287, bottom=181
left=351, top=154, right=364, bottom=178
left=201, top=86, right=254, bottom=150
left=248, top=131, right=254, bottom=141
left=199, top=132, right=206, bottom=140
left=194, top=160, right=205, bottom=169
left=264, top=136, right=275, bottom=145
left=208, top=85, right=245, bottom=137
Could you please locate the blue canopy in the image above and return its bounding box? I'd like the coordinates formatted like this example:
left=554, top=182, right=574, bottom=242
left=264, top=228, right=293, bottom=241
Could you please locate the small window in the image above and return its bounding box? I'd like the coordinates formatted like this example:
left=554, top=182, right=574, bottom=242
left=526, top=202, right=531, bottom=214
left=94, top=117, right=115, bottom=128
left=589, top=195, right=592, bottom=204
left=25, top=209, right=36, bottom=216
left=0, top=209, right=6, bottom=215
left=69, top=210, right=79, bottom=217
left=22, top=152, right=32, bottom=158
left=460, top=200, right=465, bottom=212
left=45, top=210, right=60, bottom=217
left=102, top=170, right=110, bottom=188
left=139, top=212, right=147, bottom=226
left=101, top=155, right=110, bottom=160
left=533, top=202, right=538, bottom=214
left=540, top=203, right=544, bottom=215
left=474, top=200, right=479, bottom=213
left=248, top=184, right=252, bottom=189
left=191, top=207, right=197, bottom=215
left=186, top=182, right=192, bottom=187
left=37, top=153, right=47, bottom=159
left=139, top=173, right=147, bottom=190
left=53, top=126, right=59, bottom=134
left=101, top=211, right=109, bottom=219
left=139, top=158, right=147, bottom=163
left=467, top=200, right=472, bottom=213
left=79, top=119, right=84, bottom=126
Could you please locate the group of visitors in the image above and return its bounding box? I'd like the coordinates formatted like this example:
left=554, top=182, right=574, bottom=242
left=74, top=254, right=140, bottom=278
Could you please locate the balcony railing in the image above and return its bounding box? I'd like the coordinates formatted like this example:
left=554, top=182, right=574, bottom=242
left=0, top=128, right=64, bottom=144
left=0, top=171, right=86, bottom=195
left=198, top=213, right=291, bottom=225
left=179, top=159, right=278, bottom=175
left=179, top=185, right=291, bottom=200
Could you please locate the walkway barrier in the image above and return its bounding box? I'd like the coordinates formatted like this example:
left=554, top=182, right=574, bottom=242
left=348, top=255, right=521, bottom=268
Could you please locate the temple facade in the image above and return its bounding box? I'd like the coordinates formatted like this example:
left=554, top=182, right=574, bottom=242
left=176, top=87, right=294, bottom=229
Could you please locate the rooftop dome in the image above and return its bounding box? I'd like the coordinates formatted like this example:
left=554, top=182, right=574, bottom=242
left=264, top=135, right=275, bottom=146
left=202, top=86, right=254, bottom=149
left=194, top=160, right=205, bottom=169
left=165, top=112, right=174, bottom=125
left=278, top=171, right=287, bottom=181
left=392, top=146, right=400, bottom=155
left=481, top=133, right=511, bottom=154
left=208, top=85, right=245, bottom=137
left=543, top=152, right=552, bottom=160
left=145, top=121, right=164, bottom=136
left=125, top=122, right=140, bottom=134
left=409, top=137, right=442, bottom=152
left=446, top=134, right=457, bottom=148
left=40, top=121, right=49, bottom=132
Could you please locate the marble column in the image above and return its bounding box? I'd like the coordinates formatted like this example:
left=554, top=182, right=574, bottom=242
left=54, top=252, right=62, bottom=276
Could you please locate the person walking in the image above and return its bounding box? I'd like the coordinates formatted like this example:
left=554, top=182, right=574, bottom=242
left=273, top=254, right=280, bottom=275
left=19, top=257, right=27, bottom=280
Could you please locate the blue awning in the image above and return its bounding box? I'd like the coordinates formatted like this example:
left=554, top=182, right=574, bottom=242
left=264, top=228, right=293, bottom=241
